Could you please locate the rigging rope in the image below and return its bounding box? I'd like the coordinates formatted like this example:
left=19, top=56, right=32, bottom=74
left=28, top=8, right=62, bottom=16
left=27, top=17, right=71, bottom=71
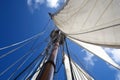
left=66, top=44, right=90, bottom=75
left=14, top=38, right=52, bottom=80
left=0, top=18, right=51, bottom=51
left=65, top=39, right=94, bottom=79
left=0, top=49, right=30, bottom=77
left=26, top=56, right=46, bottom=80
left=7, top=37, right=46, bottom=80
left=0, top=35, right=49, bottom=77
left=55, top=46, right=63, bottom=73
left=14, top=51, right=45, bottom=80
left=0, top=37, right=36, bottom=59
left=26, top=41, right=53, bottom=80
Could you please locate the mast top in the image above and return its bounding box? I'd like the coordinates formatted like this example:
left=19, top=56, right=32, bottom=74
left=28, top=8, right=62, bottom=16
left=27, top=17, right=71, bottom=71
left=50, top=30, right=65, bottom=45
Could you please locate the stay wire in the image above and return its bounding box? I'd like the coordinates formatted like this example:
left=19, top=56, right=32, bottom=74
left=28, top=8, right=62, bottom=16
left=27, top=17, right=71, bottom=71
left=67, top=46, right=95, bottom=79
left=65, top=39, right=75, bottom=80
left=14, top=30, right=58, bottom=79
left=14, top=50, right=46, bottom=80
left=0, top=18, right=51, bottom=51
left=0, top=48, right=32, bottom=77
left=27, top=34, right=59, bottom=79
left=14, top=37, right=52, bottom=80
left=26, top=41, right=53, bottom=79
left=7, top=37, right=41, bottom=80
left=0, top=37, right=37, bottom=59
left=26, top=56, right=46, bottom=80
left=66, top=44, right=89, bottom=74
left=55, top=46, right=64, bottom=73
left=0, top=34, right=50, bottom=77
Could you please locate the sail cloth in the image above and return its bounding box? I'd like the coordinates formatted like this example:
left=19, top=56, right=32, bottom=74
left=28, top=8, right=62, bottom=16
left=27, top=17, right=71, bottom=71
left=69, top=37, right=120, bottom=70
left=53, top=0, right=120, bottom=48
left=64, top=54, right=94, bottom=80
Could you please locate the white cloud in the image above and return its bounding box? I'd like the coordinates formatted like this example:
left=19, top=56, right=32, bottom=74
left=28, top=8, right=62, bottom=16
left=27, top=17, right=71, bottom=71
left=35, top=0, right=44, bottom=4
left=27, top=0, right=62, bottom=10
left=104, top=48, right=120, bottom=64
left=83, top=50, right=95, bottom=67
left=27, top=0, right=32, bottom=6
left=104, top=48, right=120, bottom=80
left=116, top=72, right=120, bottom=80
left=27, top=0, right=45, bottom=12
left=46, top=0, right=60, bottom=8
left=27, top=0, right=44, bottom=6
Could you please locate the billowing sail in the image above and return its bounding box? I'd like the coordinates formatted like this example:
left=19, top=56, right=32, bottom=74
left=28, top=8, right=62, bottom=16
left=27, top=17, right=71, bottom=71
left=69, top=37, right=120, bottom=70
left=53, top=0, right=120, bottom=48
left=64, top=54, right=94, bottom=80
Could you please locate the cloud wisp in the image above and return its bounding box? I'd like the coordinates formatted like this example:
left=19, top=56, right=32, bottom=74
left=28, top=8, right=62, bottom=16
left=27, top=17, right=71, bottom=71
left=104, top=48, right=120, bottom=80
left=104, top=48, right=120, bottom=65
left=46, top=0, right=60, bottom=8
left=83, top=50, right=96, bottom=67
left=27, top=0, right=62, bottom=11
left=116, top=72, right=120, bottom=80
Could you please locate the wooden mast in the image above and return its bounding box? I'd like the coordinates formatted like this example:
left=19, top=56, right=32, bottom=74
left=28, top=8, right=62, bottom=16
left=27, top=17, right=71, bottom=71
left=36, top=30, right=64, bottom=80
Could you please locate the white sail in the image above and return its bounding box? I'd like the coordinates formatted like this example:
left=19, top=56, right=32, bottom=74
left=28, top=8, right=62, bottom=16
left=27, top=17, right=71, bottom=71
left=69, top=37, right=120, bottom=70
left=64, top=54, right=72, bottom=80
left=53, top=0, right=120, bottom=48
left=64, top=54, right=94, bottom=80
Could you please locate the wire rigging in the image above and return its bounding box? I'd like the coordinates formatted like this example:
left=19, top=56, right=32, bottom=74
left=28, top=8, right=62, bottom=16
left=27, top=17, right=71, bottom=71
left=7, top=37, right=44, bottom=80
left=0, top=18, right=51, bottom=51
left=26, top=41, right=53, bottom=80
left=14, top=50, right=46, bottom=80
left=55, top=46, right=64, bottom=73
left=14, top=36, right=53, bottom=80
left=66, top=43, right=90, bottom=74
left=0, top=49, right=30, bottom=77
left=0, top=34, right=50, bottom=77
left=0, top=37, right=36, bottom=59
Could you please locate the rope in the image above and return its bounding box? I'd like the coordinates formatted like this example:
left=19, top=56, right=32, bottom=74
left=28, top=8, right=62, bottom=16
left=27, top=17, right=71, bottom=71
left=14, top=51, right=45, bottom=80
left=26, top=53, right=47, bottom=80
left=26, top=41, right=53, bottom=80
left=0, top=50, right=30, bottom=77
left=66, top=44, right=88, bottom=74
left=7, top=38, right=42, bottom=80
left=55, top=46, right=64, bottom=73
left=65, top=39, right=94, bottom=79
left=0, top=34, right=49, bottom=77
left=0, top=37, right=36, bottom=59
left=14, top=39, right=52, bottom=80
left=0, top=18, right=51, bottom=51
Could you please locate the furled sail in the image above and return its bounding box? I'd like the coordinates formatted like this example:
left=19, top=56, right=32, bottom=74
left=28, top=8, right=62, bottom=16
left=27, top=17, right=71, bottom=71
left=64, top=54, right=94, bottom=80
left=69, top=37, right=120, bottom=70
left=53, top=0, right=120, bottom=48
left=64, top=54, right=72, bottom=80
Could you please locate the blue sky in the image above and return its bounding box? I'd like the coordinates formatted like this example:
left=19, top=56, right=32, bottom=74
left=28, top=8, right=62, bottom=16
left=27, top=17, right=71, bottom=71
left=0, top=0, right=120, bottom=80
